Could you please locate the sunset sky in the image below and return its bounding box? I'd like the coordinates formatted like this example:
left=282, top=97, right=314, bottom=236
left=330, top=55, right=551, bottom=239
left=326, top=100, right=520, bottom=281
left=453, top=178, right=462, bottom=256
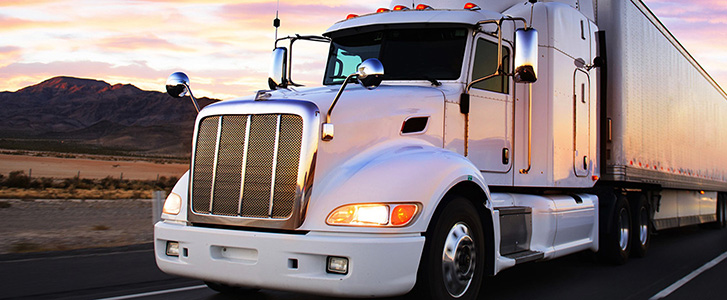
left=1, top=0, right=725, bottom=100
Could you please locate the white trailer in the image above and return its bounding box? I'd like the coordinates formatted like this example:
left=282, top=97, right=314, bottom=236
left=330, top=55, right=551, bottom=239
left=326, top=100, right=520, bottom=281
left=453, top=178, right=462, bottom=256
left=155, top=0, right=727, bottom=299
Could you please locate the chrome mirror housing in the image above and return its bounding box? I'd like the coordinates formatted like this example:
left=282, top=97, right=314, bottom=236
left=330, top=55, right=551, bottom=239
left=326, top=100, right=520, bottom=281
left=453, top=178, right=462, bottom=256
left=165, top=72, right=200, bottom=112
left=514, top=28, right=538, bottom=83
left=268, top=47, right=288, bottom=90
left=166, top=72, right=190, bottom=98
left=356, top=58, right=385, bottom=90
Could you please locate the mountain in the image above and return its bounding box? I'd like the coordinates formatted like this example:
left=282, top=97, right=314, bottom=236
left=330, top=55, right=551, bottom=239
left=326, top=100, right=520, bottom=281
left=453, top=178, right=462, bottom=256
left=0, top=76, right=218, bottom=157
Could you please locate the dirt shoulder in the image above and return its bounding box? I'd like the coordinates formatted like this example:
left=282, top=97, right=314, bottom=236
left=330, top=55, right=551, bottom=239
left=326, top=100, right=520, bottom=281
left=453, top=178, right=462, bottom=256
left=0, top=199, right=154, bottom=254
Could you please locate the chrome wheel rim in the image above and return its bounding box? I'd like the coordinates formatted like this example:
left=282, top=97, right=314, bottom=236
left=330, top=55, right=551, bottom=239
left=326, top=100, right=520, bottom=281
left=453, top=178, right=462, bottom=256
left=639, top=206, right=648, bottom=246
left=619, top=207, right=630, bottom=251
left=442, top=222, right=475, bottom=298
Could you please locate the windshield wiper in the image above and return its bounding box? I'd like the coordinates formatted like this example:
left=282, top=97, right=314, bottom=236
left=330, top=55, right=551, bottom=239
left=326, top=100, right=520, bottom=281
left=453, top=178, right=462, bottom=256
left=423, top=77, right=442, bottom=87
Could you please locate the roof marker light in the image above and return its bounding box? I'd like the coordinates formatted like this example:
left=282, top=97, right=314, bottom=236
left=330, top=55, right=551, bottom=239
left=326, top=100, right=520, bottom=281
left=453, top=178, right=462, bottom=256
left=346, top=14, right=358, bottom=19
left=377, top=8, right=390, bottom=13
left=415, top=4, right=433, bottom=10
left=393, top=5, right=409, bottom=11
left=464, top=3, right=481, bottom=10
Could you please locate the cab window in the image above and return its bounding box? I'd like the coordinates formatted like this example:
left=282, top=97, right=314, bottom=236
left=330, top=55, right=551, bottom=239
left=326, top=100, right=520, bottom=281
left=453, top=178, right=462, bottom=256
left=470, top=38, right=510, bottom=93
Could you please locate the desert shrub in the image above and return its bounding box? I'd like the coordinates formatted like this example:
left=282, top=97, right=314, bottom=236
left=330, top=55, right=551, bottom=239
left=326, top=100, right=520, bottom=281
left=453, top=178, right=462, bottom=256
left=4, top=170, right=30, bottom=188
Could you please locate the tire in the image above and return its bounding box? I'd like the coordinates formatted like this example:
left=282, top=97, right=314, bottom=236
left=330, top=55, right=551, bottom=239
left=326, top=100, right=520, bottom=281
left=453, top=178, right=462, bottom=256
left=416, top=196, right=485, bottom=300
left=204, top=281, right=259, bottom=295
left=600, top=195, right=631, bottom=265
left=629, top=194, right=650, bottom=258
left=711, top=194, right=726, bottom=229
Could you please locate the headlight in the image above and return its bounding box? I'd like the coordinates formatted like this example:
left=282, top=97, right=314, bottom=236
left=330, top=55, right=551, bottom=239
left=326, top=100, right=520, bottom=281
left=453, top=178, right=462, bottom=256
left=326, top=203, right=420, bottom=227
left=163, top=192, right=182, bottom=215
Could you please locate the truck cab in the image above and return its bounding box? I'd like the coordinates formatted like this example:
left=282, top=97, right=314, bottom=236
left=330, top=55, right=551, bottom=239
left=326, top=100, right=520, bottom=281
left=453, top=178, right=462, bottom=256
left=154, top=0, right=727, bottom=299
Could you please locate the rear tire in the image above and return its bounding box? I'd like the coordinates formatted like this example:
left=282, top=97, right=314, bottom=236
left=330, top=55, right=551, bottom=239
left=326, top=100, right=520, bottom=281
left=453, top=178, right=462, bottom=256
left=711, top=194, right=726, bottom=229
left=600, top=195, right=631, bottom=265
left=416, top=196, right=485, bottom=300
left=630, top=194, right=650, bottom=257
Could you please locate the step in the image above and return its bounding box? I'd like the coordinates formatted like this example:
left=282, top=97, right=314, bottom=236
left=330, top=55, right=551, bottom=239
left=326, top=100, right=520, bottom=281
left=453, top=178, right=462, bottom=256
left=503, top=250, right=544, bottom=264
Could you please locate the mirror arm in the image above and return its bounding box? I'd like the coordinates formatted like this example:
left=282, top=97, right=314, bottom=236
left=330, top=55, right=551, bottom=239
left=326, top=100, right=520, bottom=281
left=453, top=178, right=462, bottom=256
left=326, top=73, right=357, bottom=124
left=184, top=83, right=201, bottom=113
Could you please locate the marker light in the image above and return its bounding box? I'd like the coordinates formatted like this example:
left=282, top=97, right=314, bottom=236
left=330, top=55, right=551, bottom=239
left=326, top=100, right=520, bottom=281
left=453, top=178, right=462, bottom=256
left=326, top=203, right=421, bottom=227
left=464, top=3, right=481, bottom=10
left=346, top=14, right=358, bottom=19
left=163, top=192, right=182, bottom=215
left=391, top=204, right=418, bottom=226
left=393, top=5, right=410, bottom=11
left=377, top=8, right=390, bottom=13
left=415, top=4, right=433, bottom=10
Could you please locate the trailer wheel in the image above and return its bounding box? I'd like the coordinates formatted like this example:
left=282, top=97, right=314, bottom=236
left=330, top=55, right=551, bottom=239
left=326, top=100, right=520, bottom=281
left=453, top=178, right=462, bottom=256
left=600, top=195, right=631, bottom=264
left=416, top=196, right=485, bottom=300
left=712, top=194, right=726, bottom=229
left=204, top=281, right=258, bottom=295
left=630, top=194, right=650, bottom=257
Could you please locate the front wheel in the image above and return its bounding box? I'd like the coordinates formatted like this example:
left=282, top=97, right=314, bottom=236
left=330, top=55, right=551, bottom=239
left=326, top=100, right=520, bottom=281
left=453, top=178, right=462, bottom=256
left=416, top=196, right=485, bottom=300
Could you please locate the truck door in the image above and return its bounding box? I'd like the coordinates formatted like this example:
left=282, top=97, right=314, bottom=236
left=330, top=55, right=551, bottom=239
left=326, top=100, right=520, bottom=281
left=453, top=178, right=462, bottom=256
left=573, top=69, right=590, bottom=177
left=467, top=35, right=513, bottom=174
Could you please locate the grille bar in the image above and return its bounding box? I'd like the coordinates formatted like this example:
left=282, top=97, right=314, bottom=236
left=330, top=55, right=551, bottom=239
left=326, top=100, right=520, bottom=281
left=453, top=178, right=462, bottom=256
left=208, top=117, right=223, bottom=213
left=237, top=115, right=252, bottom=215
left=268, top=115, right=282, bottom=217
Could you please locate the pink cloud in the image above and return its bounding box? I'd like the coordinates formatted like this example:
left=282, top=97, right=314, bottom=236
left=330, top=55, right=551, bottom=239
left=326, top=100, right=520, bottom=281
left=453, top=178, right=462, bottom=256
left=98, top=35, right=193, bottom=52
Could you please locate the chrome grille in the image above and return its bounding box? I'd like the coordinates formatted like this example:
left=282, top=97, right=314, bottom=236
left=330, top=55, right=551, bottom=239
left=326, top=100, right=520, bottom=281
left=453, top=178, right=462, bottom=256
left=191, top=114, right=303, bottom=219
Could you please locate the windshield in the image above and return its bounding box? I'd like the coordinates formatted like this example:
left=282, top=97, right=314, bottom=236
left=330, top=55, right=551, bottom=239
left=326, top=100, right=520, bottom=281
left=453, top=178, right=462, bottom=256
left=323, top=27, right=468, bottom=85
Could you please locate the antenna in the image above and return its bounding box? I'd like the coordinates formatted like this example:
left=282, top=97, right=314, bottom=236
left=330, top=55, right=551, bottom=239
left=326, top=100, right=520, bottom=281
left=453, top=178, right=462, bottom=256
left=274, top=0, right=281, bottom=42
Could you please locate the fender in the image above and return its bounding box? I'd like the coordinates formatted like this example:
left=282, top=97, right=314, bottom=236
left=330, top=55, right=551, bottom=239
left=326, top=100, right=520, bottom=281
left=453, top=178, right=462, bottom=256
left=300, top=139, right=494, bottom=234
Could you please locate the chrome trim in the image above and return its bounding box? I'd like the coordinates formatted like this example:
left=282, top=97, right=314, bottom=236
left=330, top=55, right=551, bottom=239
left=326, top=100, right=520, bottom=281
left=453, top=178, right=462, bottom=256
left=269, top=115, right=282, bottom=217
left=187, top=100, right=320, bottom=230
left=237, top=115, right=252, bottom=215
left=208, top=117, right=223, bottom=212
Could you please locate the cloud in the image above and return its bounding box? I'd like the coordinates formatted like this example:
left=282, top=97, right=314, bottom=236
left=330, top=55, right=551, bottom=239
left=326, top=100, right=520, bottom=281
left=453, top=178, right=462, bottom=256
left=98, top=34, right=193, bottom=52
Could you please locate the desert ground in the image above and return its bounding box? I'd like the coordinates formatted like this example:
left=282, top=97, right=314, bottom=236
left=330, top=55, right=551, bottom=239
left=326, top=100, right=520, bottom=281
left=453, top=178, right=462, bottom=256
left=0, top=199, right=154, bottom=254
left=0, top=153, right=188, bottom=180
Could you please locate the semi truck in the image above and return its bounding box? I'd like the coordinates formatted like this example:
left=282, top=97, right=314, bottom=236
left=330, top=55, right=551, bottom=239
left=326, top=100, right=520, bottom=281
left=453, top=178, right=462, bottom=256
left=154, top=0, right=727, bottom=299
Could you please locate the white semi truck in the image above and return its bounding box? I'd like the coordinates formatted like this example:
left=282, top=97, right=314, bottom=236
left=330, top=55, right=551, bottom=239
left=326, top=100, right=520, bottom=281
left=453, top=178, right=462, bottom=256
left=155, top=0, right=727, bottom=299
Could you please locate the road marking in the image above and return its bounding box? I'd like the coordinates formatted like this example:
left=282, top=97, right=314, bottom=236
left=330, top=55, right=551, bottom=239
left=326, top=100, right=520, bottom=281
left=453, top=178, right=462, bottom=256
left=649, top=251, right=727, bottom=300
left=98, top=285, right=207, bottom=300
left=0, top=249, right=153, bottom=264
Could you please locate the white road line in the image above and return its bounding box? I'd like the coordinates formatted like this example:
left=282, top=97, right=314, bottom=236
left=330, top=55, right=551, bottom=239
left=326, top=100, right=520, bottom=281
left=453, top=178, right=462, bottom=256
left=98, top=285, right=207, bottom=300
left=0, top=249, right=153, bottom=264
left=649, top=251, right=727, bottom=300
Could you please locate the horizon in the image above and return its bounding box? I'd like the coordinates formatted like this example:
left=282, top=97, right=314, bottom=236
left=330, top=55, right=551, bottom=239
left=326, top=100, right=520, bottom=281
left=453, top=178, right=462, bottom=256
left=1, top=0, right=725, bottom=99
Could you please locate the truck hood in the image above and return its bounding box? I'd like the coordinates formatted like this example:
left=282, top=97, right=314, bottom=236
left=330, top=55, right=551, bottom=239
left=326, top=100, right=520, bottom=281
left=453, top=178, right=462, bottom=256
left=217, top=84, right=448, bottom=198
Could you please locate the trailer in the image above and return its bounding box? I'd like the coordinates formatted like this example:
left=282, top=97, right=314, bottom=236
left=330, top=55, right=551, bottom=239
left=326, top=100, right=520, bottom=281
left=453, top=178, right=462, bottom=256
left=154, top=0, right=727, bottom=299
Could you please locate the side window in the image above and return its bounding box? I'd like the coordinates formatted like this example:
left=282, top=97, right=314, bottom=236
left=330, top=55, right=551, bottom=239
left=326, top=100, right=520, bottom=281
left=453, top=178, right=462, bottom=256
left=470, top=38, right=510, bottom=93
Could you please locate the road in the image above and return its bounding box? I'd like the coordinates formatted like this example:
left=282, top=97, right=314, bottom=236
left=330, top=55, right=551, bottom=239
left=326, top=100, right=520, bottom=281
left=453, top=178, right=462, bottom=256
left=1, top=226, right=725, bottom=300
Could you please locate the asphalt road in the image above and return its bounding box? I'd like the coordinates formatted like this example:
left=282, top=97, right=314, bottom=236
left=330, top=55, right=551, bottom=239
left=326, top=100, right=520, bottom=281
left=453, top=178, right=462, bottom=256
left=1, top=226, right=725, bottom=300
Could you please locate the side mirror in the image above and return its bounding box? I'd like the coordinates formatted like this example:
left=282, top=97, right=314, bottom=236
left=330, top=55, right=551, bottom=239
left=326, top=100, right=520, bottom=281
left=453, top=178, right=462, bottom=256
left=166, top=72, right=200, bottom=113
left=356, top=58, right=385, bottom=89
left=166, top=72, right=190, bottom=98
left=514, top=28, right=538, bottom=83
left=322, top=58, right=385, bottom=141
left=268, top=47, right=288, bottom=90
